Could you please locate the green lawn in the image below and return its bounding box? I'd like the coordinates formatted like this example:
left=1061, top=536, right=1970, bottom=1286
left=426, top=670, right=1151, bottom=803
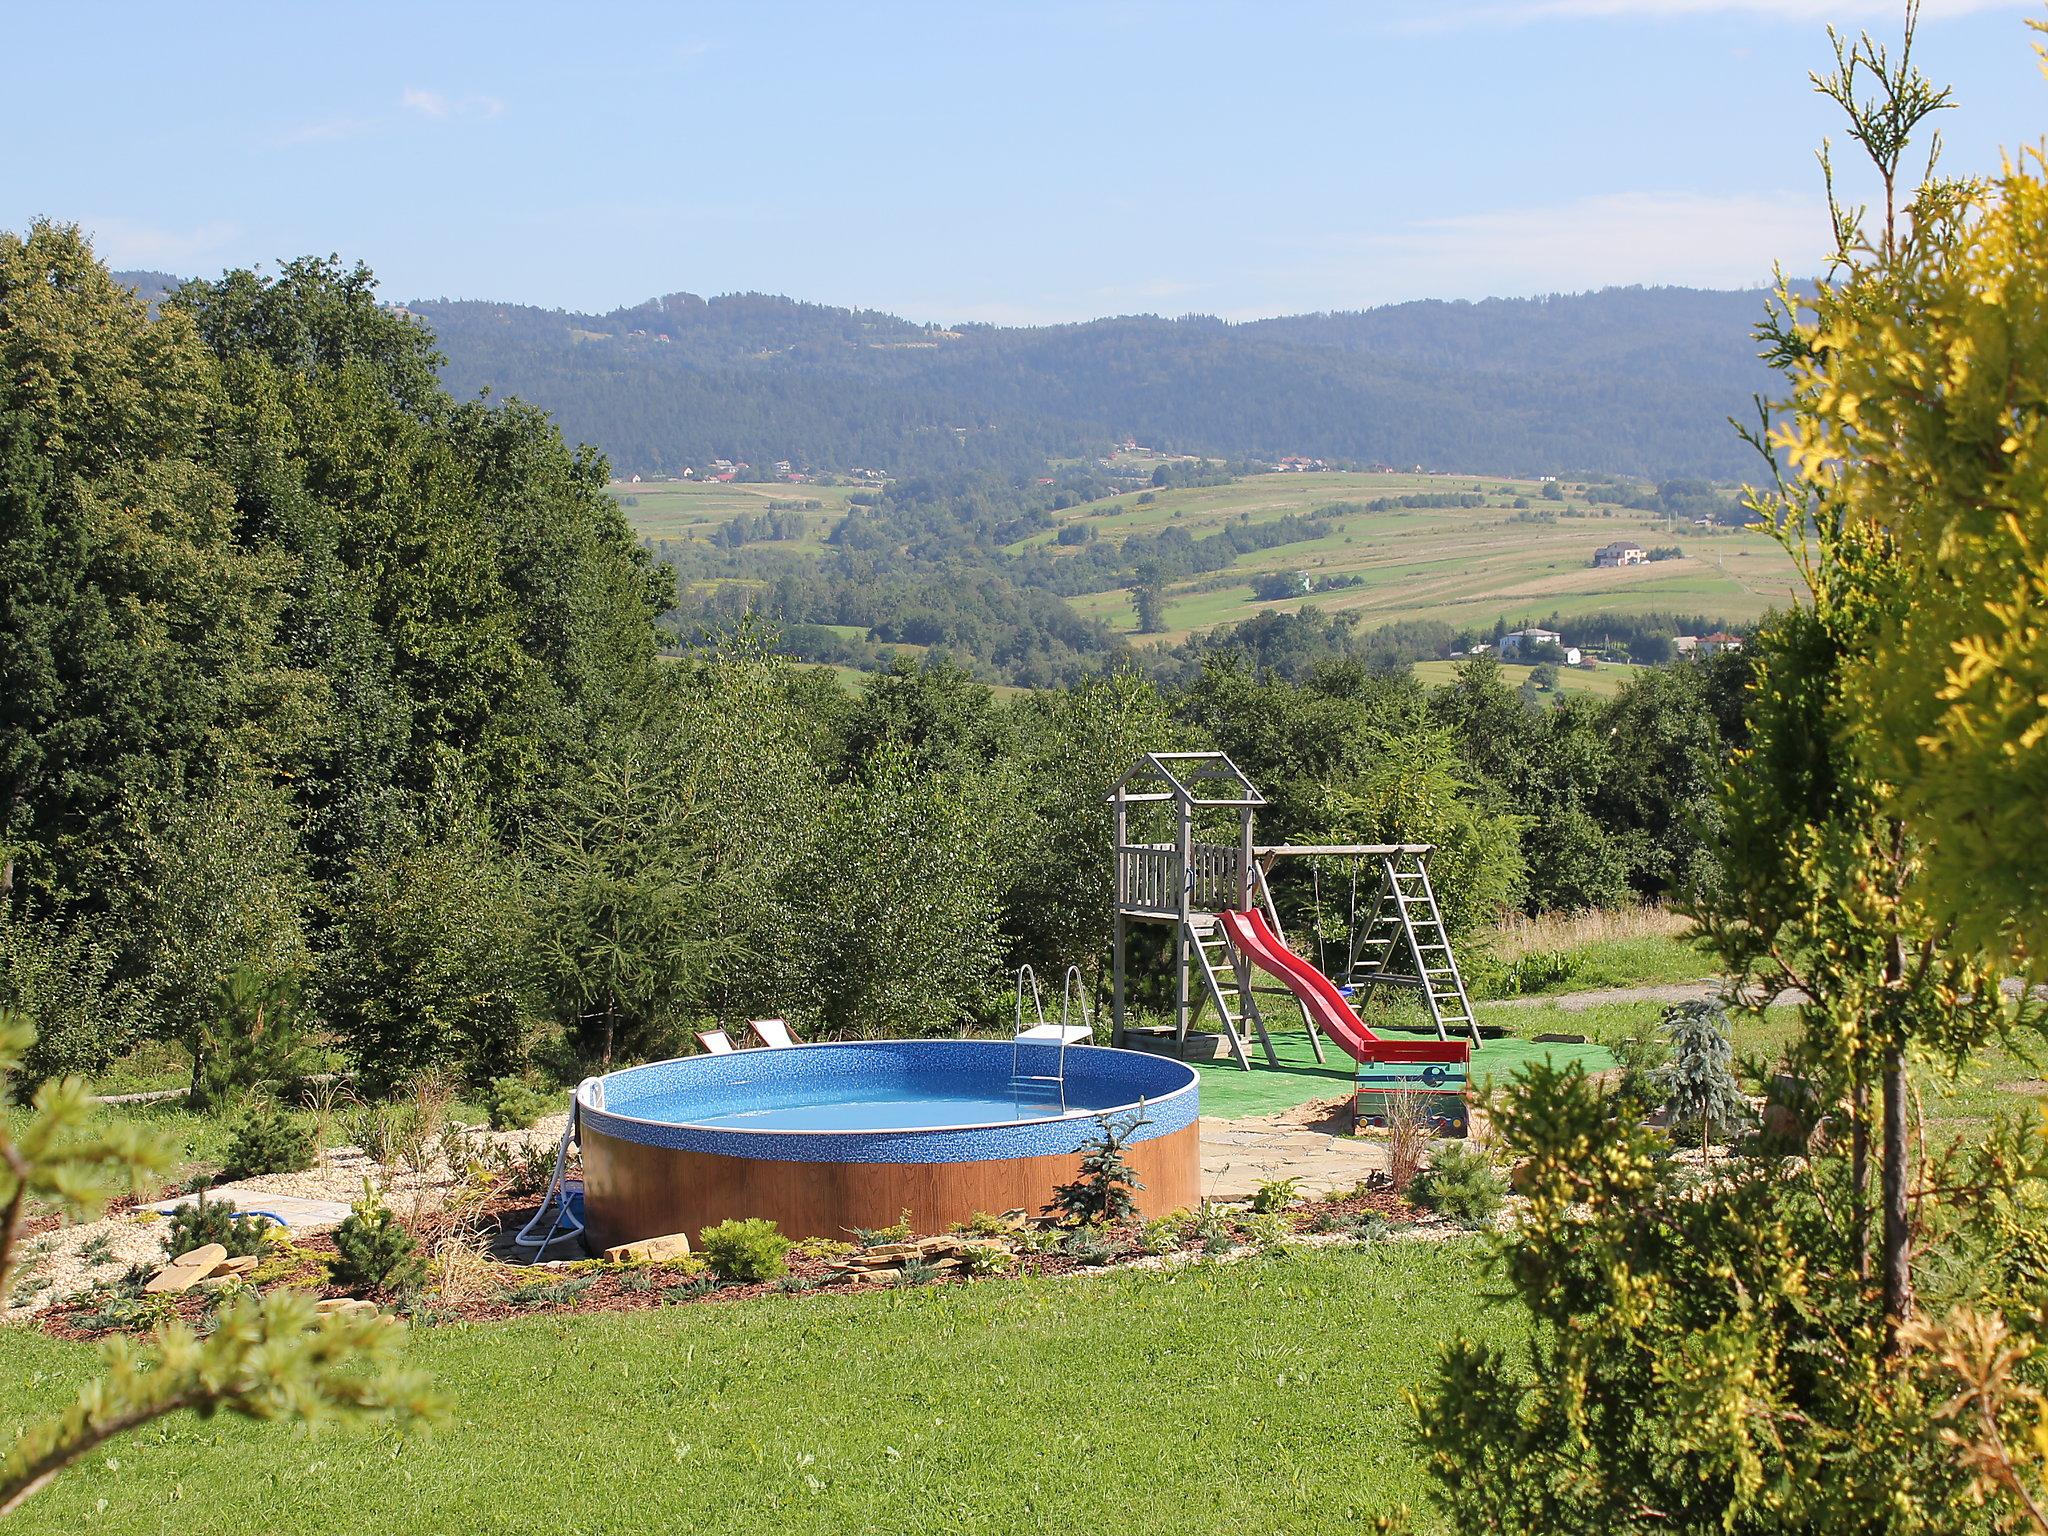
left=1188, top=1019, right=1615, bottom=1119
left=0, top=1245, right=1499, bottom=1535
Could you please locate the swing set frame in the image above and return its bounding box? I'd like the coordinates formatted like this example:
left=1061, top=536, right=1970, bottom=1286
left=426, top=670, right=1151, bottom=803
left=1107, top=754, right=1481, bottom=1068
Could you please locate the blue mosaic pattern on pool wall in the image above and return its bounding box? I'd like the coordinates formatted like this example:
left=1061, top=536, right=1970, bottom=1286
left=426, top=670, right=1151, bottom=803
left=578, top=1040, right=1198, bottom=1165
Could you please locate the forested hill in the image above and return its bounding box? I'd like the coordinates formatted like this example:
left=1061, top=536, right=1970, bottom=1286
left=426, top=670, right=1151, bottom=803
left=394, top=283, right=1777, bottom=481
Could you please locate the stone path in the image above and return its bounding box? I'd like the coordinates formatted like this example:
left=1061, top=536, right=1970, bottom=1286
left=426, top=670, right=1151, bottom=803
left=1198, top=1099, right=1388, bottom=1201
left=143, top=1187, right=356, bottom=1232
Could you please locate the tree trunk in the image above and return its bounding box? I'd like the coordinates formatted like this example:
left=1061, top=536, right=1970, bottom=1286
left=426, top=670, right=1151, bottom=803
left=1881, top=1044, right=1913, bottom=1341
left=0, top=782, right=21, bottom=904
left=1850, top=1078, right=1870, bottom=1284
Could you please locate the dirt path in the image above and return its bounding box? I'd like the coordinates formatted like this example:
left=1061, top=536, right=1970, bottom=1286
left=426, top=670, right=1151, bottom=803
left=1494, top=977, right=2038, bottom=1014
left=1490, top=980, right=1726, bottom=1011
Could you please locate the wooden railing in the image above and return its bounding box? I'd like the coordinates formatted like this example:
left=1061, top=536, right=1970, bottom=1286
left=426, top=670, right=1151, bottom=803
left=1188, top=842, right=1242, bottom=910
left=1116, top=845, right=1180, bottom=916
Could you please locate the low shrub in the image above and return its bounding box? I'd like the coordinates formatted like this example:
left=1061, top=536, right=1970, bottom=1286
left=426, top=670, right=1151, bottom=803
left=164, top=1194, right=273, bottom=1259
left=848, top=1210, right=913, bottom=1248
left=1194, top=1201, right=1234, bottom=1255
left=894, top=1260, right=942, bottom=1286
left=1058, top=1227, right=1118, bottom=1266
left=952, top=1210, right=1024, bottom=1238
left=959, top=1246, right=1016, bottom=1277
left=72, top=1290, right=174, bottom=1335
left=1240, top=1211, right=1295, bottom=1252
left=1250, top=1177, right=1302, bottom=1214
left=1312, top=1209, right=1392, bottom=1242
left=222, top=1103, right=317, bottom=1179
left=483, top=1075, right=554, bottom=1132
left=792, top=1236, right=856, bottom=1261
left=776, top=1273, right=820, bottom=1293
left=328, top=1187, right=427, bottom=1294
left=1412, top=1142, right=1506, bottom=1227
left=1140, top=1210, right=1194, bottom=1253
left=698, top=1218, right=790, bottom=1282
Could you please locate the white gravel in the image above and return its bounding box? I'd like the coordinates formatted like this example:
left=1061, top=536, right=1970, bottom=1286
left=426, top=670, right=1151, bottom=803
left=2, top=1114, right=571, bottom=1322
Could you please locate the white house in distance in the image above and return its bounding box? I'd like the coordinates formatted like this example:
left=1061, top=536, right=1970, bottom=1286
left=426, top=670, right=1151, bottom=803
left=1593, top=540, right=1647, bottom=568
left=1498, top=627, right=1584, bottom=666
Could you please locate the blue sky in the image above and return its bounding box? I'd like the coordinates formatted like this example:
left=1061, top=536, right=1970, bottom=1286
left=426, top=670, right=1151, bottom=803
left=7, top=1, right=2041, bottom=323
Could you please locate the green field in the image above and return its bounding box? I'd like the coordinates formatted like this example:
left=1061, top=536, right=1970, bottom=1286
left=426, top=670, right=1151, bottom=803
left=612, top=468, right=1796, bottom=664
left=0, top=1246, right=1498, bottom=1536
left=611, top=478, right=862, bottom=550
left=1409, top=657, right=1647, bottom=698
left=1056, top=471, right=1796, bottom=644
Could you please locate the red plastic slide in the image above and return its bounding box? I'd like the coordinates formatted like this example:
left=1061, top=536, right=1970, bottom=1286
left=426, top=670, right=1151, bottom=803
left=1215, top=909, right=1470, bottom=1069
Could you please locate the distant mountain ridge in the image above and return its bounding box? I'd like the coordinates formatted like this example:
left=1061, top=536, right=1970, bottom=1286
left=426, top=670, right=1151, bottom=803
left=119, top=270, right=1778, bottom=480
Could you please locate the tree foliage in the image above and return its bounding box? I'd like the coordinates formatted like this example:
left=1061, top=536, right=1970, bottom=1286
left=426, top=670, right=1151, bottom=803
left=0, top=1014, right=435, bottom=1516
left=1767, top=32, right=2048, bottom=969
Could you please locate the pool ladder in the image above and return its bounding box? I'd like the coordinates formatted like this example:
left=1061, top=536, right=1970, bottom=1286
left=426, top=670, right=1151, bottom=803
left=1010, top=965, right=1092, bottom=1117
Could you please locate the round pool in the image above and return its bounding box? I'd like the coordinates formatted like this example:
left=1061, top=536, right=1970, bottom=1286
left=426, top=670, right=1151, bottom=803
left=577, top=1040, right=1200, bottom=1247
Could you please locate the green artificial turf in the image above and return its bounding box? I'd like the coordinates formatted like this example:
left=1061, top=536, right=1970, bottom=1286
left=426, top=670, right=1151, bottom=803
left=0, top=1244, right=1499, bottom=1536
left=1188, top=1018, right=1615, bottom=1120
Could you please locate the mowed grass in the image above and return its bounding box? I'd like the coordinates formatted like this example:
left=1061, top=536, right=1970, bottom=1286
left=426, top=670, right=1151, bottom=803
left=0, top=1245, right=1500, bottom=1536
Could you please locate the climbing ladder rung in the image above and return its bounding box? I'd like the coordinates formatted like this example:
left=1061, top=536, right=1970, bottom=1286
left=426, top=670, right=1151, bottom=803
left=1344, top=850, right=1481, bottom=1048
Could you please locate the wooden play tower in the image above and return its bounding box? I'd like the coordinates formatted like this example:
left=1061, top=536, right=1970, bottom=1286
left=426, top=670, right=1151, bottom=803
left=1108, top=751, right=1479, bottom=1070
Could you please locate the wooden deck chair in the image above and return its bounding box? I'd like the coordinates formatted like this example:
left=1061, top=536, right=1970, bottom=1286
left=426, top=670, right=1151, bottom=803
left=696, top=1028, right=735, bottom=1055
left=748, top=1018, right=798, bottom=1049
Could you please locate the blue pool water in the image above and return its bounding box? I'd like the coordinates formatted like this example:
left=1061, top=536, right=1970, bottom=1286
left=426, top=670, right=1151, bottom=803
left=683, top=1090, right=1090, bottom=1133
left=581, top=1040, right=1199, bottom=1162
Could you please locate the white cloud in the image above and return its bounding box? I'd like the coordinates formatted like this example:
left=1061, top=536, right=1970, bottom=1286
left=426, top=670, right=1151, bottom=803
left=401, top=86, right=504, bottom=120
left=281, top=87, right=502, bottom=144
left=1265, top=189, right=1827, bottom=309
left=80, top=216, right=242, bottom=271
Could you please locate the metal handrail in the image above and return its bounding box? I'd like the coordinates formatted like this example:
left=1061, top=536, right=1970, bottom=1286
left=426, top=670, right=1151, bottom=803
left=1010, top=964, right=1072, bottom=1117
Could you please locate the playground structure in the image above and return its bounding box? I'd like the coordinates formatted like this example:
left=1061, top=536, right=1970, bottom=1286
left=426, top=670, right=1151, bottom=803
left=1107, top=752, right=1474, bottom=1108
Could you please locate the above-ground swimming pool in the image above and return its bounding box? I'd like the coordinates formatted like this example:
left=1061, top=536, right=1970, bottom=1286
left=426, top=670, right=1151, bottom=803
left=577, top=1039, right=1200, bottom=1247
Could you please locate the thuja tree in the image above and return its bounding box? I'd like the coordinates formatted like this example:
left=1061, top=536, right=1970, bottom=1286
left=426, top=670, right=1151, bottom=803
left=1404, top=15, right=2041, bottom=1535
left=1700, top=9, right=2018, bottom=1334
left=0, top=1014, right=436, bottom=1515
left=1407, top=1063, right=2006, bottom=1534
left=1787, top=19, right=2048, bottom=970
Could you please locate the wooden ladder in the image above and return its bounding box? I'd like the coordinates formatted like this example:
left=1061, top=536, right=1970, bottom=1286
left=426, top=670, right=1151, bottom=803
left=1183, top=915, right=1278, bottom=1071
left=1346, top=852, right=1481, bottom=1047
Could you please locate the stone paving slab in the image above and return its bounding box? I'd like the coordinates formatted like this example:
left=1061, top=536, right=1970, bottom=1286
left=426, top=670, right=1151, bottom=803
left=1198, top=1104, right=1391, bottom=1202
left=145, top=1187, right=356, bottom=1232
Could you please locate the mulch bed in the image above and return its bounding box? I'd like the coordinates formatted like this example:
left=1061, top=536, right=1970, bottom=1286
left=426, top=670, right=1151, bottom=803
left=37, top=1184, right=1426, bottom=1341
